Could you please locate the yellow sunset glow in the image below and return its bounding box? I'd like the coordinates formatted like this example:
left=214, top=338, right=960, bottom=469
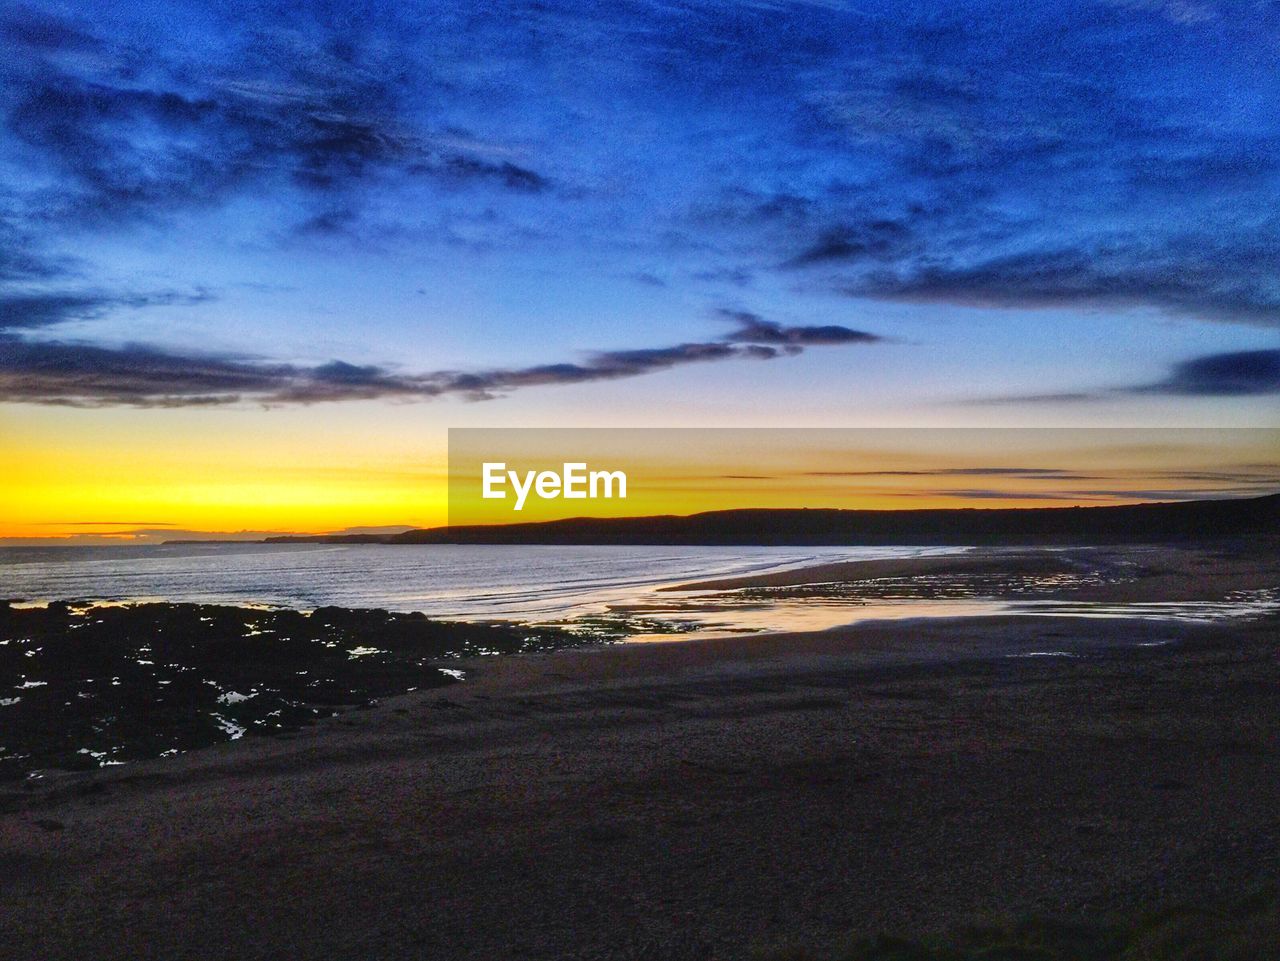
left=3, top=407, right=1276, bottom=542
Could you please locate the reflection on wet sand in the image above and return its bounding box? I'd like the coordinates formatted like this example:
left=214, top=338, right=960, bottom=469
left=609, top=590, right=1280, bottom=642
left=596, top=597, right=1012, bottom=642
left=609, top=546, right=1280, bottom=640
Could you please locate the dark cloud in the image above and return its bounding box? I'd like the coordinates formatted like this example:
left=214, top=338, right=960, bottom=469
left=0, top=224, right=77, bottom=283
left=0, top=8, right=553, bottom=232
left=585, top=342, right=757, bottom=373
left=935, top=489, right=1082, bottom=501
left=294, top=207, right=360, bottom=237
left=1137, top=349, right=1280, bottom=396
left=982, top=349, right=1280, bottom=404
left=701, top=4, right=1280, bottom=329
left=784, top=220, right=914, bottom=268
left=848, top=244, right=1280, bottom=326
left=431, top=342, right=779, bottom=402
left=0, top=289, right=212, bottom=330
left=0, top=251, right=65, bottom=284
left=1149, top=467, right=1280, bottom=483
left=809, top=467, right=1280, bottom=491
left=716, top=309, right=881, bottom=346
left=805, top=468, right=1099, bottom=479
left=433, top=157, right=548, bottom=193
left=0, top=4, right=99, bottom=52
left=971, top=391, right=1105, bottom=406
left=0, top=339, right=738, bottom=407
left=0, top=338, right=298, bottom=406
left=629, top=272, right=667, bottom=288
left=10, top=81, right=242, bottom=223
left=0, top=306, right=880, bottom=407
left=692, top=267, right=755, bottom=288
left=1079, top=488, right=1269, bottom=501
left=14, top=75, right=549, bottom=225
left=934, top=487, right=1263, bottom=502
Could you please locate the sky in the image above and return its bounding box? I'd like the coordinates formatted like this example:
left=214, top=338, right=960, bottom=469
left=1, top=0, right=1278, bottom=539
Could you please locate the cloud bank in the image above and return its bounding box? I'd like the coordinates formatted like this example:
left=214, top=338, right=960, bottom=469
left=0, top=309, right=880, bottom=407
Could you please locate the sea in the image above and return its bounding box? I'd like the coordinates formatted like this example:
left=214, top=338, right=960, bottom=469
left=0, top=543, right=969, bottom=628
left=3, top=542, right=1276, bottom=637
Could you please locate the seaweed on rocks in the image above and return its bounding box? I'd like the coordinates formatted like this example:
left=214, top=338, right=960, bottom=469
left=0, top=601, right=583, bottom=780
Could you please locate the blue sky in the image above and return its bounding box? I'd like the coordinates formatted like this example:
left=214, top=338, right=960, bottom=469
left=1, top=0, right=1278, bottom=418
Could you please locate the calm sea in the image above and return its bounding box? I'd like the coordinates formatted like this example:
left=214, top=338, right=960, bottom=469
left=0, top=543, right=960, bottom=623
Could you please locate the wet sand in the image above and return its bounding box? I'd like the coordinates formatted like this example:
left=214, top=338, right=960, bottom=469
left=1, top=543, right=1277, bottom=960
left=664, top=541, right=1280, bottom=602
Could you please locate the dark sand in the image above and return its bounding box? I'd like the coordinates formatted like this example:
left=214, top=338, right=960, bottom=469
left=1, top=544, right=1277, bottom=960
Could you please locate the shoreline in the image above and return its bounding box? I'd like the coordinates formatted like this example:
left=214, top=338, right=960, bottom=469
left=662, top=540, right=1280, bottom=601
left=4, top=541, right=1277, bottom=780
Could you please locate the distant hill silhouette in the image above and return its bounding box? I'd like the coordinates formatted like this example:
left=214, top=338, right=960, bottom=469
left=257, top=493, right=1280, bottom=546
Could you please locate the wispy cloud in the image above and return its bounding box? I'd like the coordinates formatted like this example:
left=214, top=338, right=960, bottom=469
left=842, top=244, right=1280, bottom=327
left=805, top=467, right=1098, bottom=479
left=32, top=520, right=178, bottom=527
left=0, top=307, right=881, bottom=407
left=933, top=486, right=1274, bottom=502
left=1, top=6, right=554, bottom=231
left=716, top=309, right=882, bottom=346
left=0, top=289, right=213, bottom=330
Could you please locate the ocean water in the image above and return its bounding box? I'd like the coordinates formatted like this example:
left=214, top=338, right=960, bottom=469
left=7, top=544, right=1276, bottom=640
left=0, top=543, right=962, bottom=623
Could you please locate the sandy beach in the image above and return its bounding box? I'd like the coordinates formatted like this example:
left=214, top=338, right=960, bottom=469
left=1, top=543, right=1277, bottom=960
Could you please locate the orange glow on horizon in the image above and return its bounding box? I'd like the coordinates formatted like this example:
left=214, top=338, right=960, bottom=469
left=0, top=404, right=450, bottom=541
left=444, top=428, right=1280, bottom=526
left=3, top=414, right=1276, bottom=542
